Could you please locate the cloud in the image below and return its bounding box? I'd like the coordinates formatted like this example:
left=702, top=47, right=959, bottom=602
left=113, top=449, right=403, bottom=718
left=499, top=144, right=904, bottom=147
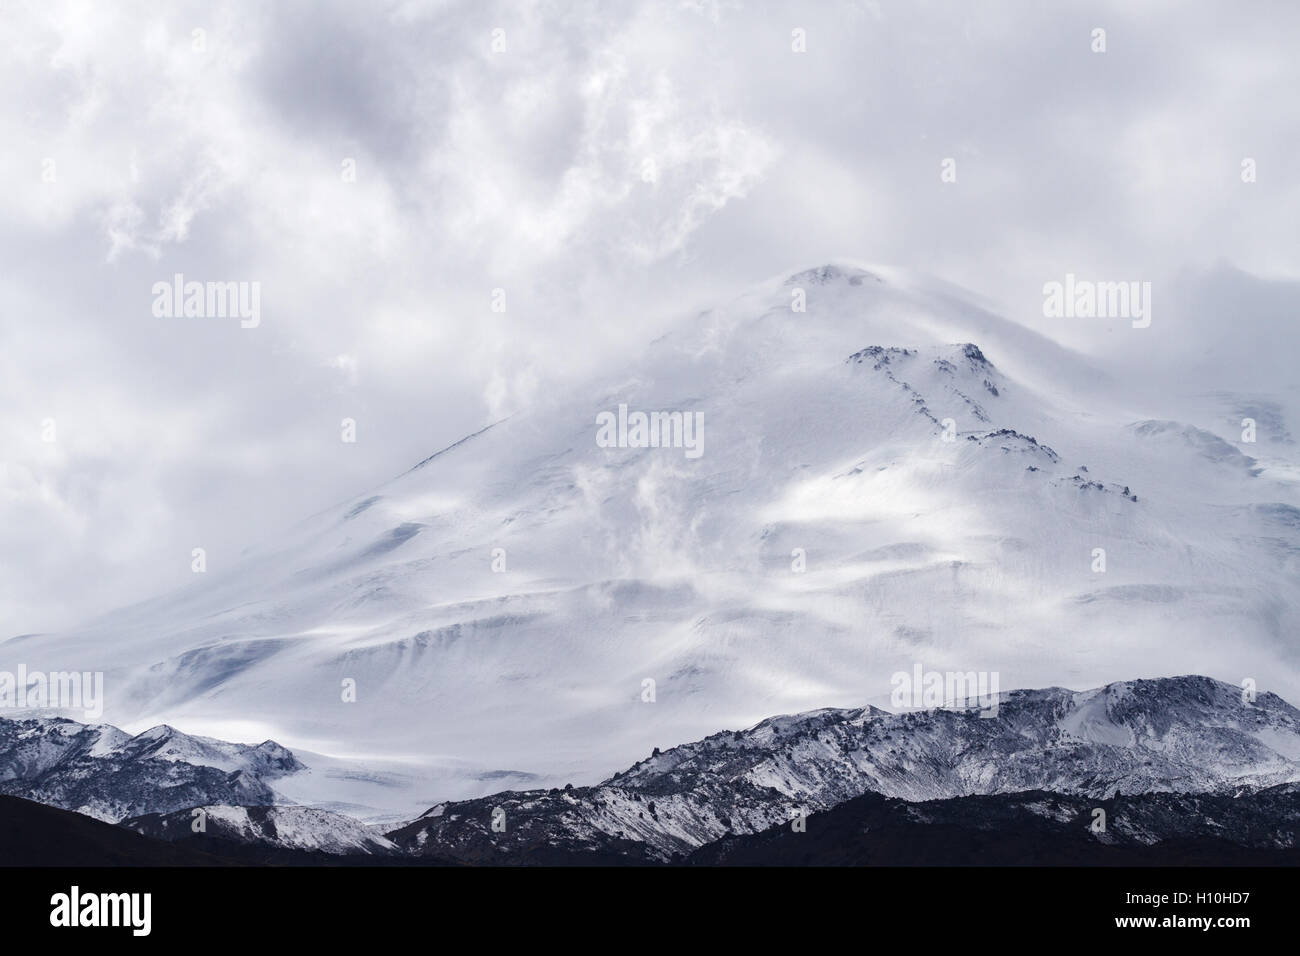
left=0, top=0, right=1297, bottom=632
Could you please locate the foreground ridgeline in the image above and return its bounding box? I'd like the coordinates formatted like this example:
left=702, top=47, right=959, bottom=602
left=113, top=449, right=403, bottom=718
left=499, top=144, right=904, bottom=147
left=2, top=676, right=1299, bottom=866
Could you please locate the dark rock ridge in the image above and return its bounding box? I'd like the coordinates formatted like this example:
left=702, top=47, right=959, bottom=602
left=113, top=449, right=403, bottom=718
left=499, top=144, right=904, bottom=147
left=0, top=794, right=224, bottom=867
left=687, top=785, right=1300, bottom=866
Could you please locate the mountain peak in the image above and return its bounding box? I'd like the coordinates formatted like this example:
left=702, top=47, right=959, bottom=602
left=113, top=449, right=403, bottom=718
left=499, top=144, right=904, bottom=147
left=133, top=724, right=179, bottom=740
left=784, top=263, right=882, bottom=287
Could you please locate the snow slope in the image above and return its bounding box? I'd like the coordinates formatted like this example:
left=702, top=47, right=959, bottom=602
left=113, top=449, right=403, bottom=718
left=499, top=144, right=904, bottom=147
left=4, top=263, right=1298, bottom=811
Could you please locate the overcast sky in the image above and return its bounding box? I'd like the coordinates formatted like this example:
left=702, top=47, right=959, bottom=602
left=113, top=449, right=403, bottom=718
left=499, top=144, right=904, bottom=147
left=2, top=0, right=1297, bottom=634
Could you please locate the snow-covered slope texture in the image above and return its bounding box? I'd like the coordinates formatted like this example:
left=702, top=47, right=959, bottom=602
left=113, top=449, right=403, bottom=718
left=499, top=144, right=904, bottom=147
left=124, top=804, right=399, bottom=856
left=5, top=263, right=1298, bottom=796
left=389, top=676, right=1300, bottom=862
left=0, top=716, right=301, bottom=822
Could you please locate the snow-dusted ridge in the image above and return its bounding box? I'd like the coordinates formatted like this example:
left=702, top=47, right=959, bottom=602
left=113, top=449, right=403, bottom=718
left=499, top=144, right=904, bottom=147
left=0, top=716, right=302, bottom=822
left=389, top=675, right=1300, bottom=861
left=4, top=674, right=1299, bottom=861
left=124, top=804, right=399, bottom=856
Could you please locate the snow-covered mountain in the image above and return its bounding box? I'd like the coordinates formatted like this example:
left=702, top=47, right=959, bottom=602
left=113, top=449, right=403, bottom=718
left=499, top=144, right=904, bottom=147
left=389, top=676, right=1300, bottom=862
left=0, top=716, right=300, bottom=821
left=4, top=263, right=1297, bottom=810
